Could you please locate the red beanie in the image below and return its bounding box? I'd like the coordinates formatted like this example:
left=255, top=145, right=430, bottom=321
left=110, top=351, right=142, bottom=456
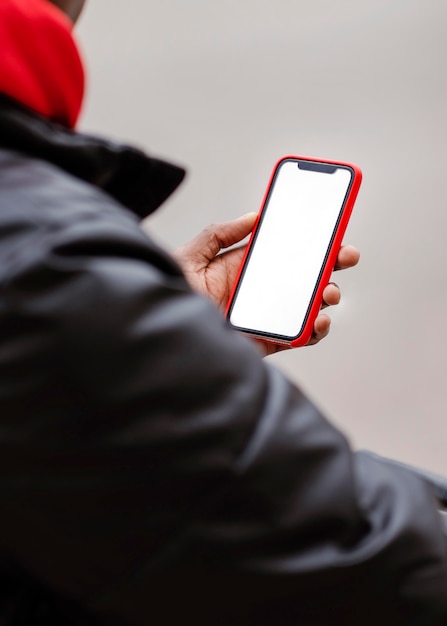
left=0, top=0, right=85, bottom=128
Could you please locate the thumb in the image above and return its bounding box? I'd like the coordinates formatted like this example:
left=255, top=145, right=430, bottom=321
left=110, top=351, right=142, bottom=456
left=206, top=212, right=257, bottom=252
left=180, top=212, right=258, bottom=263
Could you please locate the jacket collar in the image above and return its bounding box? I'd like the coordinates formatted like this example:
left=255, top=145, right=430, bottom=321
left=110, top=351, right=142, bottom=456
left=0, top=95, right=186, bottom=219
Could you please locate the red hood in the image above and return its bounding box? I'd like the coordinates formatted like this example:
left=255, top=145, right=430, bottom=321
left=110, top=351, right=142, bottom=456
left=0, top=0, right=84, bottom=128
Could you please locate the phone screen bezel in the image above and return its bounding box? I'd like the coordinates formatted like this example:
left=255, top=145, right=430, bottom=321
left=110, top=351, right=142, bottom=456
left=226, top=157, right=356, bottom=343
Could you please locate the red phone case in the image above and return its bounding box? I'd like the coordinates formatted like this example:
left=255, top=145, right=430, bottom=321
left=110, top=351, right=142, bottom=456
left=225, top=155, right=362, bottom=348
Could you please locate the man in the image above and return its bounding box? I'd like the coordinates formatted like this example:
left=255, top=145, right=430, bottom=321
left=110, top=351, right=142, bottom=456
left=0, top=1, right=446, bottom=625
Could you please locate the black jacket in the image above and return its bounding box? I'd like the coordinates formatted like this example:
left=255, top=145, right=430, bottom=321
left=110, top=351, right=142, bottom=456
left=0, top=96, right=446, bottom=626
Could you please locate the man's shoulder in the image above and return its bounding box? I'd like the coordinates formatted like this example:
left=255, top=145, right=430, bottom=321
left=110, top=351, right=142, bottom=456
left=0, top=147, right=130, bottom=220
left=0, top=147, right=170, bottom=285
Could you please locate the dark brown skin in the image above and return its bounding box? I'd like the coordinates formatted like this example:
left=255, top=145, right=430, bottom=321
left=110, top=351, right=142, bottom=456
left=174, top=213, right=360, bottom=355
left=47, top=0, right=86, bottom=23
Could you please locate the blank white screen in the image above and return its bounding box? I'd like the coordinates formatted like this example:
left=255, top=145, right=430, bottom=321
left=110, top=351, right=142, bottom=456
left=229, top=160, right=352, bottom=338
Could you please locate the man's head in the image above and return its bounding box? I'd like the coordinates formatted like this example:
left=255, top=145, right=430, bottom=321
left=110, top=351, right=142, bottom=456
left=47, top=0, right=86, bottom=23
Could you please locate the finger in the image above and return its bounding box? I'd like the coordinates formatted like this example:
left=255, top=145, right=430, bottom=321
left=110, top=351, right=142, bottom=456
left=200, top=212, right=257, bottom=262
left=253, top=338, right=290, bottom=357
left=322, top=282, right=340, bottom=307
left=177, top=213, right=257, bottom=264
left=209, top=212, right=258, bottom=251
left=334, top=244, right=360, bottom=271
left=307, top=313, right=331, bottom=346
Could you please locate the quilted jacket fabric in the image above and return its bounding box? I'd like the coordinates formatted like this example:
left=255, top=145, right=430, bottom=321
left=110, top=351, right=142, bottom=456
left=0, top=97, right=447, bottom=625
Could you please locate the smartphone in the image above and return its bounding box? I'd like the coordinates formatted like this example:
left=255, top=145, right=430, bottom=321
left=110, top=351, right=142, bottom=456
left=226, top=155, right=362, bottom=347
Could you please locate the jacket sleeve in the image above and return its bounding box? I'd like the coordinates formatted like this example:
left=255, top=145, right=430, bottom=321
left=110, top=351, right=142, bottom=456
left=2, top=197, right=447, bottom=626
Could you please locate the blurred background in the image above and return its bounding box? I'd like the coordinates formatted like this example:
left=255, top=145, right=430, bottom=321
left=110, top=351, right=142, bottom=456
left=77, top=0, right=447, bottom=473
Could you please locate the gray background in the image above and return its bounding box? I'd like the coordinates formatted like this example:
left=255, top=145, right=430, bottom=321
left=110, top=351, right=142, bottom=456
left=77, top=0, right=447, bottom=473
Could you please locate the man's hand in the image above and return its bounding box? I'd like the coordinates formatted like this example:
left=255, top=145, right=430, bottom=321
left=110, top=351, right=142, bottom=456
left=174, top=213, right=360, bottom=354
